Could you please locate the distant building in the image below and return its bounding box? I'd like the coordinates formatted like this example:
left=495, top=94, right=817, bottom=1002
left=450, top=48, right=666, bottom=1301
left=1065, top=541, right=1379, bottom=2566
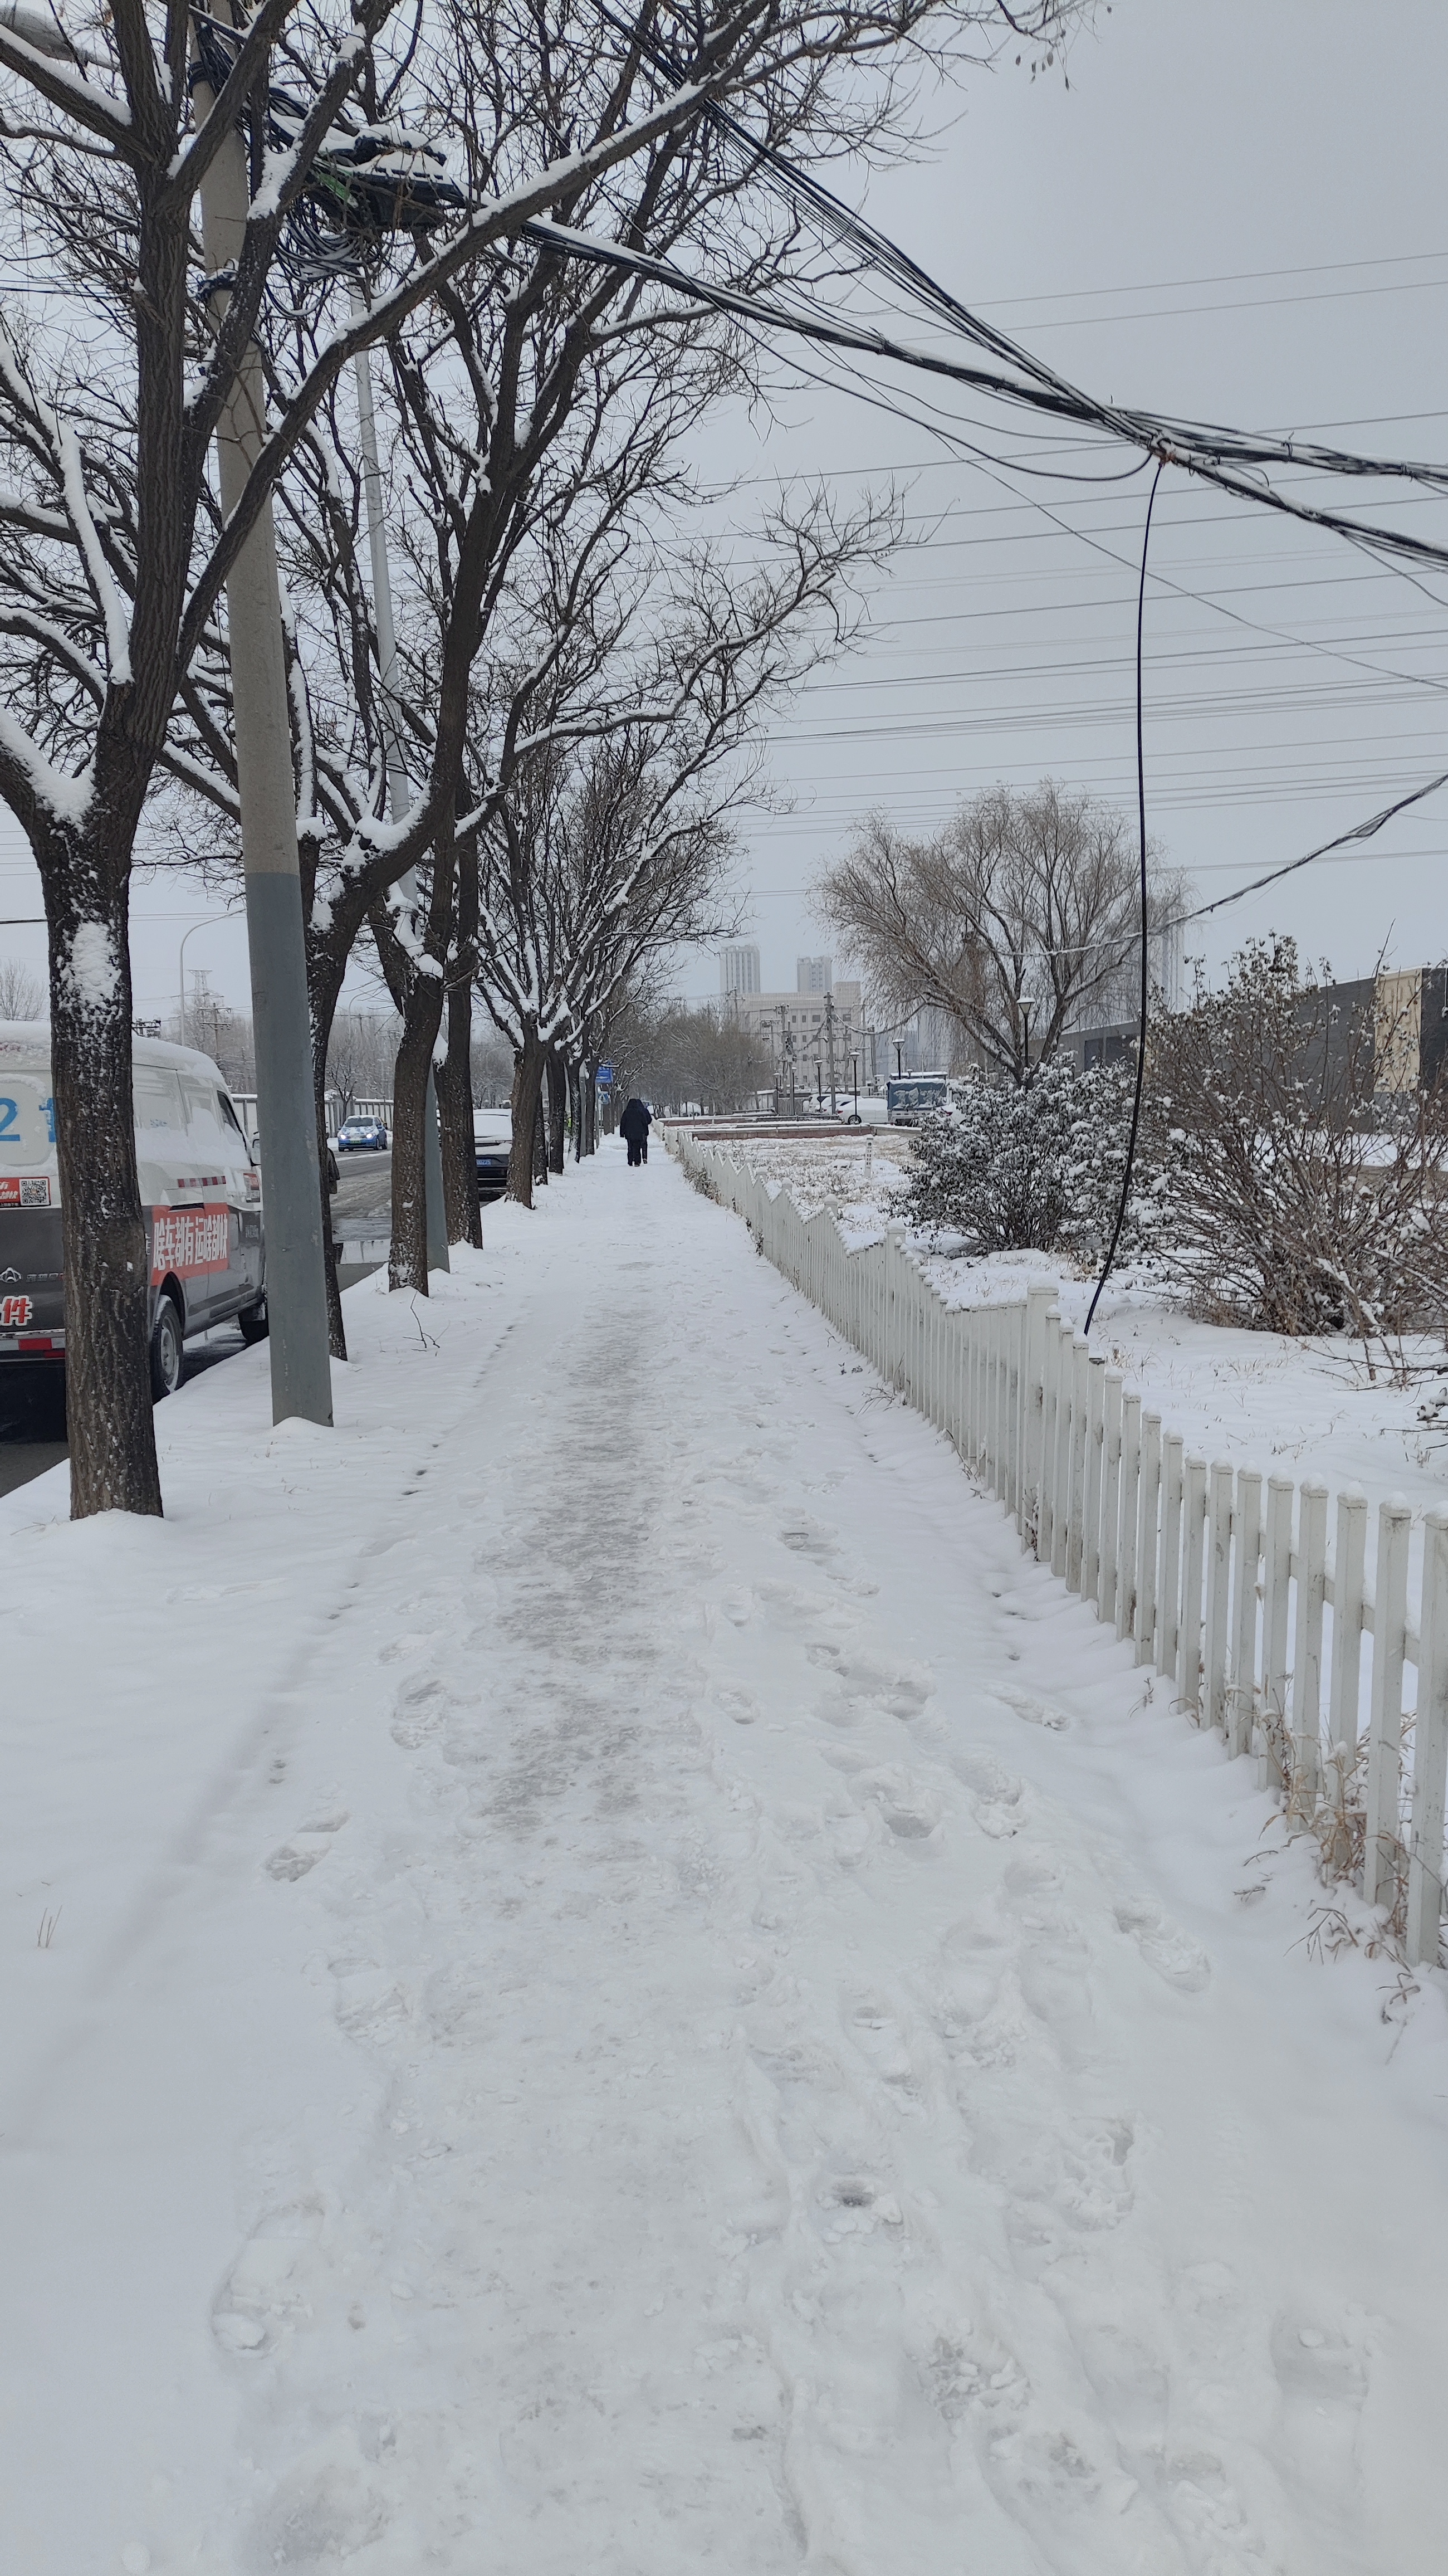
left=719, top=944, right=761, bottom=996
left=726, top=980, right=863, bottom=1099
left=1063, top=964, right=1448, bottom=1099
left=796, top=955, right=833, bottom=993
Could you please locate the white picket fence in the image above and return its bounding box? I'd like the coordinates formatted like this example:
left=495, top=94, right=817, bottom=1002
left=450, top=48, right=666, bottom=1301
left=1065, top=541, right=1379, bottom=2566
left=669, top=1126, right=1448, bottom=1967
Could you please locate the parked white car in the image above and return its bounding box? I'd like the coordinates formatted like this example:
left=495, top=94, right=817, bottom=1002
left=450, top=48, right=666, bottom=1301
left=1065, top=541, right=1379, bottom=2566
left=0, top=1023, right=266, bottom=1396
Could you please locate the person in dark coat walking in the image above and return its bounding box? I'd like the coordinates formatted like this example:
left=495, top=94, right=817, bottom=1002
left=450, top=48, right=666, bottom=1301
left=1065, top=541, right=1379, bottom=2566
left=619, top=1096, right=653, bottom=1167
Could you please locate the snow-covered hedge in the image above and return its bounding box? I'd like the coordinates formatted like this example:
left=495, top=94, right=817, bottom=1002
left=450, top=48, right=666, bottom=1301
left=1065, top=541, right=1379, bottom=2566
left=891, top=1057, right=1133, bottom=1256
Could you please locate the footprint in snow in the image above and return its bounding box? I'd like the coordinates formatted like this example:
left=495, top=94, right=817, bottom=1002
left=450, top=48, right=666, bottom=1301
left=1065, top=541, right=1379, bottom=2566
left=808, top=1640, right=934, bottom=1719
left=1270, top=2307, right=1371, bottom=2511
left=996, top=1684, right=1070, bottom=1731
left=391, top=1675, right=447, bottom=1749
left=1114, top=1893, right=1212, bottom=1994
left=779, top=1516, right=839, bottom=1562
left=952, top=1748, right=1031, bottom=1838
left=715, top=1684, right=760, bottom=1725
left=265, top=1810, right=347, bottom=1881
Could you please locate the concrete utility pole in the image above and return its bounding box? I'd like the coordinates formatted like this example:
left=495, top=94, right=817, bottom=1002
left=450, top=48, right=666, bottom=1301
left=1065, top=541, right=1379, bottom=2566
left=350, top=295, right=448, bottom=1272
left=824, top=991, right=838, bottom=1115
left=193, top=48, right=332, bottom=1426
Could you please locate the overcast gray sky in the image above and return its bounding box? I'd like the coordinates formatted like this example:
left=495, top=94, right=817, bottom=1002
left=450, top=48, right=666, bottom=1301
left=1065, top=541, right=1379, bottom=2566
left=4, top=0, right=1447, bottom=1030
left=676, top=0, right=1448, bottom=999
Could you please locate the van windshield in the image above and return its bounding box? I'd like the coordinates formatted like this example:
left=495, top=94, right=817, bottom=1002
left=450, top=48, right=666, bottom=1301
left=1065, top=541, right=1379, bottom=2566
left=0, top=1072, right=57, bottom=1165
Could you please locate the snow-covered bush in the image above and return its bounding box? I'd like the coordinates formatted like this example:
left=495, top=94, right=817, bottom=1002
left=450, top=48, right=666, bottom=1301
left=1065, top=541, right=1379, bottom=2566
left=1138, top=939, right=1448, bottom=1340
left=893, top=1056, right=1134, bottom=1256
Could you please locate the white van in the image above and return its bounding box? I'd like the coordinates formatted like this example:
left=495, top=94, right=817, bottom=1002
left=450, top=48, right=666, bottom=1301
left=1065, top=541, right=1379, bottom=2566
left=0, top=1023, right=266, bottom=1397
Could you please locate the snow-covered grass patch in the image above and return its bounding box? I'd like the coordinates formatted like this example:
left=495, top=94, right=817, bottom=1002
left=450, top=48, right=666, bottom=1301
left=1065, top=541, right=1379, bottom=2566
left=701, top=1130, right=1448, bottom=1521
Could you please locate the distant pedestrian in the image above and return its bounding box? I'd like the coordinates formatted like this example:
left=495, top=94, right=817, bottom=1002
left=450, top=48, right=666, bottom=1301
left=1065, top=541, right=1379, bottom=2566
left=619, top=1096, right=653, bottom=1167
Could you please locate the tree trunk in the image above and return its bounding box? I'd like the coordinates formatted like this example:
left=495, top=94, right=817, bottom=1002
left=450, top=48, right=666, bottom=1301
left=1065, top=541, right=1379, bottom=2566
left=306, top=930, right=353, bottom=1360
left=389, top=969, right=446, bottom=1291
left=316, top=1076, right=346, bottom=1360
left=570, top=1058, right=583, bottom=1162
left=507, top=1025, right=547, bottom=1209
left=585, top=1068, right=598, bottom=1156
left=46, top=863, right=163, bottom=1519
left=546, top=1048, right=567, bottom=1174
left=438, top=975, right=482, bottom=1247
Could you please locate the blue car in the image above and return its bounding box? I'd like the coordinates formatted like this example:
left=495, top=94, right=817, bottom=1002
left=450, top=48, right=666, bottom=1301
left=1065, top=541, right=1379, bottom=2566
left=337, top=1115, right=388, bottom=1152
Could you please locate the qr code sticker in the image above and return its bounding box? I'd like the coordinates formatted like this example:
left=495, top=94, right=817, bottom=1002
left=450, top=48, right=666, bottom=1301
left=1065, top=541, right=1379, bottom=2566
left=19, top=1175, right=51, bottom=1207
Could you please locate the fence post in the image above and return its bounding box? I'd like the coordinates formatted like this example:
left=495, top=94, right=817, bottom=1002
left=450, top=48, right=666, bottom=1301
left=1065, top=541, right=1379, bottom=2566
left=1204, top=1460, right=1235, bottom=1735
left=1037, top=1307, right=1059, bottom=1562
left=1178, top=1455, right=1209, bottom=1718
left=1157, top=1430, right=1183, bottom=1682
left=885, top=1223, right=904, bottom=1392
left=1006, top=1304, right=1023, bottom=1526
left=1116, top=1393, right=1141, bottom=1641
left=1082, top=1352, right=1106, bottom=1606
left=1326, top=1489, right=1368, bottom=1792
left=1056, top=1339, right=1077, bottom=1597
left=1022, top=1283, right=1052, bottom=1550
left=1260, top=1473, right=1293, bottom=1788
left=1230, top=1467, right=1263, bottom=1759
left=1364, top=1495, right=1411, bottom=1912
left=1406, top=1505, right=1448, bottom=1967
left=984, top=1319, right=1000, bottom=1504
left=1099, top=1369, right=1123, bottom=1626
left=1135, top=1412, right=1162, bottom=1666
left=1050, top=1320, right=1074, bottom=1579
left=1289, top=1480, right=1329, bottom=1818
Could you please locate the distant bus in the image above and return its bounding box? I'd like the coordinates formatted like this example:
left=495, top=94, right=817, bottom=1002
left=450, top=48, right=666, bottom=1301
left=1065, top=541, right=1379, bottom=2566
left=886, top=1073, right=948, bottom=1126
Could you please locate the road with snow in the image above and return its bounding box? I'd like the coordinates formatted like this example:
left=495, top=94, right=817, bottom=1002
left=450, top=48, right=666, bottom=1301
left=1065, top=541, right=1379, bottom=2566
left=3, top=1145, right=1448, bottom=2573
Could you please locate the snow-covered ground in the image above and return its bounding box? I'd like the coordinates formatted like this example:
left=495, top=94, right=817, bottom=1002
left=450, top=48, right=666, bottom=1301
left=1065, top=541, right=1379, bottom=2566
left=4, top=1144, right=1448, bottom=2573
left=717, top=1130, right=1448, bottom=1526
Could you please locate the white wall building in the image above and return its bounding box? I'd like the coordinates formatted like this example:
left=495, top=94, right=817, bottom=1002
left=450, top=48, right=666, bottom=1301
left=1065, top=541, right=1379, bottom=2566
left=719, top=944, right=761, bottom=996
left=796, top=956, right=833, bottom=993
left=725, top=980, right=863, bottom=1098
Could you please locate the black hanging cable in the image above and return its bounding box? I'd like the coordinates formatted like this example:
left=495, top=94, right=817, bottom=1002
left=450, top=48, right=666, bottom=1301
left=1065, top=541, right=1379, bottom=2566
left=1085, top=456, right=1166, bottom=1338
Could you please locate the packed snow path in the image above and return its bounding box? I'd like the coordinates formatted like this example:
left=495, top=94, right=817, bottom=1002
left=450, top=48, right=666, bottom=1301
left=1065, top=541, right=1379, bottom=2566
left=4, top=1148, right=1448, bottom=2574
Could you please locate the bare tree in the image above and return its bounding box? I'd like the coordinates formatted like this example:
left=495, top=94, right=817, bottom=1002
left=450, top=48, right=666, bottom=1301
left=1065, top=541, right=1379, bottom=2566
left=3, top=0, right=1055, bottom=1510
left=816, top=782, right=1183, bottom=1087
left=617, top=998, right=774, bottom=1113
left=467, top=485, right=894, bottom=1206
left=0, top=954, right=44, bottom=1019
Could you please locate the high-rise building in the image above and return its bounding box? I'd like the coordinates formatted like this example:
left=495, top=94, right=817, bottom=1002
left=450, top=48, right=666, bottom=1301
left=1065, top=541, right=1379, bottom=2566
left=796, top=956, right=833, bottom=993
left=720, top=944, right=761, bottom=996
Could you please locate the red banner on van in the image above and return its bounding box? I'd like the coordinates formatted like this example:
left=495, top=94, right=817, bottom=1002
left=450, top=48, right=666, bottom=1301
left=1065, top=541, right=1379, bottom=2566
left=150, top=1204, right=231, bottom=1279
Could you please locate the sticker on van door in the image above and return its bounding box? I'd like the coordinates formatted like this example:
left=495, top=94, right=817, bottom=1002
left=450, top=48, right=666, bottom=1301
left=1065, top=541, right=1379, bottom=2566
left=0, top=1176, right=51, bottom=1207
left=1, top=1292, right=33, bottom=1326
left=151, top=1205, right=231, bottom=1278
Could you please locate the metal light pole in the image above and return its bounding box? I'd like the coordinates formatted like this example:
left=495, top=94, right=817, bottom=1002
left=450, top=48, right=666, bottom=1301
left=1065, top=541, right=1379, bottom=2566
left=192, top=53, right=332, bottom=1428
left=350, top=292, right=448, bottom=1274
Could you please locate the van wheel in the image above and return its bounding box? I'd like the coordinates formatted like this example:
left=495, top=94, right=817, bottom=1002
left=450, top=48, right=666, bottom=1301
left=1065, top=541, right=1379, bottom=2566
left=150, top=1295, right=184, bottom=1401
left=238, top=1294, right=268, bottom=1346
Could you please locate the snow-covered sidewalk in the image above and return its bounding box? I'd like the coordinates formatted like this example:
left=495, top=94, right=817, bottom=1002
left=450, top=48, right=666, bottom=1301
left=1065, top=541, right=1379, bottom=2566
left=4, top=1145, right=1448, bottom=2574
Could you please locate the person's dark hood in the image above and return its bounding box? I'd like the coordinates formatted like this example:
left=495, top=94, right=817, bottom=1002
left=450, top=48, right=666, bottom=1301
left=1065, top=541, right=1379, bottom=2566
left=619, top=1096, right=653, bottom=1139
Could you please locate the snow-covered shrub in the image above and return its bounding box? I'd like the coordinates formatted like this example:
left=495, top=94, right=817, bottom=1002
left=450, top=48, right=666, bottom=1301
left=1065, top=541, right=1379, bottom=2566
left=893, top=1056, right=1134, bottom=1256
left=1138, top=938, right=1448, bottom=1340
